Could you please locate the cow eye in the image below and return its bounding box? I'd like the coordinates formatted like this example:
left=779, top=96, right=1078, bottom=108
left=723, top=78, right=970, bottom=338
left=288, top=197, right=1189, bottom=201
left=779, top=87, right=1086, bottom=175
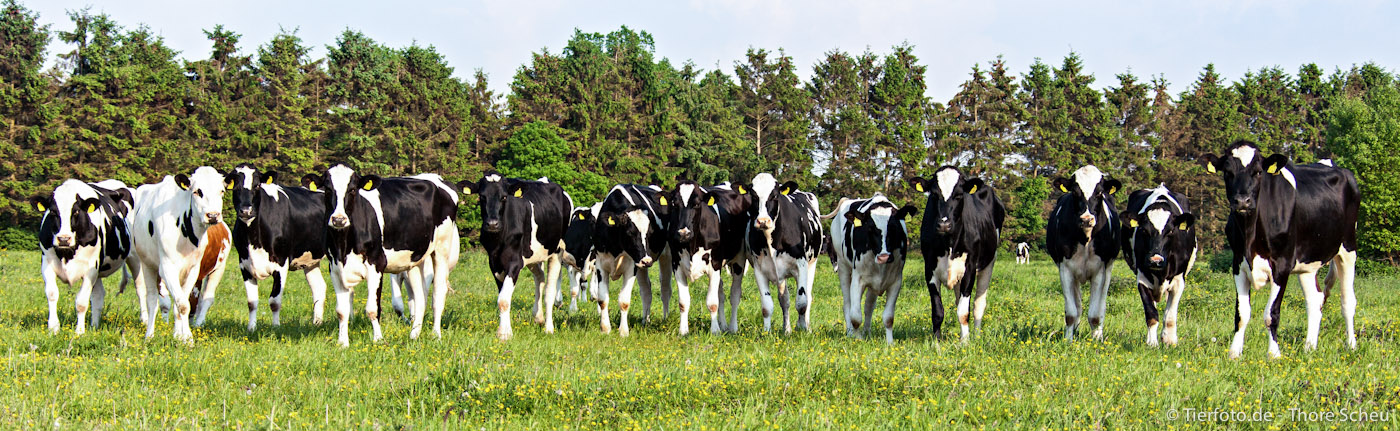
left=194, top=189, right=204, bottom=198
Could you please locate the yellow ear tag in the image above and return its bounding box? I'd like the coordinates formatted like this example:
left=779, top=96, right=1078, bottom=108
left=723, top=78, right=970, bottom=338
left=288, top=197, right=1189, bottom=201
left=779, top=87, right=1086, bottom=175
left=1206, top=164, right=1217, bottom=174
left=1179, top=221, right=1188, bottom=230
left=225, top=182, right=235, bottom=190
left=737, top=186, right=747, bottom=195
left=1129, top=219, right=1139, bottom=228
left=1059, top=184, right=1069, bottom=193
left=87, top=203, right=98, bottom=213
left=1108, top=186, right=1118, bottom=195
left=513, top=189, right=522, bottom=198
left=659, top=196, right=667, bottom=206
left=308, top=183, right=318, bottom=192
left=915, top=183, right=924, bottom=193
left=463, top=187, right=473, bottom=195
left=36, top=202, right=46, bottom=212
left=362, top=180, right=374, bottom=191
left=607, top=216, right=616, bottom=226
left=852, top=218, right=862, bottom=227
left=1266, top=163, right=1279, bottom=175
left=781, top=187, right=792, bottom=195
left=968, top=185, right=978, bottom=194
left=265, top=177, right=274, bottom=185
left=707, top=196, right=715, bottom=206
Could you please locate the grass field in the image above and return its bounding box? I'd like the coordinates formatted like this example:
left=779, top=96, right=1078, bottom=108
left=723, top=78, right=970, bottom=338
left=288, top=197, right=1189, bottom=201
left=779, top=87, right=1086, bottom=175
left=1, top=248, right=1398, bottom=430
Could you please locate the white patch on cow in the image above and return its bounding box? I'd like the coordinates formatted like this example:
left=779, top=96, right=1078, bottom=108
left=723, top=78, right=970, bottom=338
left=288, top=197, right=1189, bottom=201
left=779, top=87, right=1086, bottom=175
left=410, top=173, right=460, bottom=204
left=935, top=168, right=960, bottom=201
left=327, top=165, right=355, bottom=221
left=1138, top=184, right=1183, bottom=214
left=869, top=206, right=894, bottom=256
left=360, top=188, right=386, bottom=233
left=647, top=185, right=662, bottom=192
left=289, top=251, right=319, bottom=270
left=523, top=203, right=550, bottom=266
left=1060, top=240, right=1104, bottom=285
left=537, top=177, right=549, bottom=182
left=1319, top=159, right=1333, bottom=167
left=589, top=202, right=602, bottom=217
left=627, top=209, right=651, bottom=240
left=678, top=183, right=697, bottom=206
left=260, top=183, right=284, bottom=202
left=1292, top=260, right=1324, bottom=275
left=1247, top=255, right=1272, bottom=289
left=1146, top=208, right=1171, bottom=233
left=1280, top=167, right=1297, bottom=188
left=485, top=173, right=502, bottom=182
left=750, top=173, right=778, bottom=215
left=244, top=246, right=277, bottom=279
left=1073, top=165, right=1103, bottom=198
left=188, top=166, right=226, bottom=218
left=235, top=165, right=257, bottom=189
left=1232, top=145, right=1257, bottom=166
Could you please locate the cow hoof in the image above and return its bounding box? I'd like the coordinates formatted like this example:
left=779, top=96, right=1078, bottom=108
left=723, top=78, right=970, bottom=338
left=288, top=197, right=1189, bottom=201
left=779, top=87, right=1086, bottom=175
left=497, top=330, right=513, bottom=341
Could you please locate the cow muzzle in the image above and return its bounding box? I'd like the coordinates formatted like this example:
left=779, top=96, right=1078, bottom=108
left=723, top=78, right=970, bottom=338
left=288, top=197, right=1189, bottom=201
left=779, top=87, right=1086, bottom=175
left=676, top=228, right=693, bottom=242
left=937, top=219, right=953, bottom=234
left=876, top=253, right=891, bottom=264
left=204, top=212, right=222, bottom=224
left=1148, top=254, right=1166, bottom=269
left=237, top=206, right=255, bottom=222
left=637, top=256, right=654, bottom=268
left=755, top=216, right=774, bottom=230
left=329, top=214, right=350, bottom=229
left=1079, top=214, right=1096, bottom=229
left=484, top=220, right=502, bottom=233
left=54, top=234, right=75, bottom=249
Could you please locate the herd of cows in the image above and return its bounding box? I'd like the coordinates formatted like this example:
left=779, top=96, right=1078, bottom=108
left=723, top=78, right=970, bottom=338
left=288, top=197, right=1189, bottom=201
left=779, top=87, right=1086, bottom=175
left=28, top=140, right=1361, bottom=358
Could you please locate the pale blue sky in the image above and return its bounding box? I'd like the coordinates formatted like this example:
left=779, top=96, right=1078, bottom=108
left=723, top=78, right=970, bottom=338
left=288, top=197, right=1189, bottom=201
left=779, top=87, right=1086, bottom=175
left=26, top=0, right=1400, bottom=102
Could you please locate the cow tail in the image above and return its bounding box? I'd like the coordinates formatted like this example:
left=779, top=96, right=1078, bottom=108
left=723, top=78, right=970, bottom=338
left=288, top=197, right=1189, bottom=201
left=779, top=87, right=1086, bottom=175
left=819, top=198, right=851, bottom=220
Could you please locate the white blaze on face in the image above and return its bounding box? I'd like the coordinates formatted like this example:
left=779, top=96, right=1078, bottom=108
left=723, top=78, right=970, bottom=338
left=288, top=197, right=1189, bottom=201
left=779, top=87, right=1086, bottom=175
left=869, top=206, right=894, bottom=256
left=1139, top=184, right=1183, bottom=214
left=189, top=166, right=227, bottom=219
left=935, top=168, right=960, bottom=201
left=327, top=165, right=356, bottom=222
left=678, top=183, right=697, bottom=206
left=1073, top=165, right=1103, bottom=199
left=484, top=173, right=502, bottom=183
left=52, top=180, right=99, bottom=239
left=1146, top=208, right=1171, bottom=233
left=235, top=165, right=257, bottom=190
left=750, top=173, right=778, bottom=226
left=1231, top=145, right=1257, bottom=167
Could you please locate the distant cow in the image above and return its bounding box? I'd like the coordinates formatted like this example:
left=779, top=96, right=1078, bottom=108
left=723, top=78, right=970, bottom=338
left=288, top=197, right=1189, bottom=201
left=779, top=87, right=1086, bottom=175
left=1119, top=185, right=1197, bottom=346
left=558, top=204, right=600, bottom=313
left=743, top=174, right=823, bottom=333
left=461, top=172, right=569, bottom=340
left=827, top=194, right=918, bottom=344
left=591, top=184, right=672, bottom=336
left=304, top=164, right=460, bottom=347
left=908, top=167, right=1004, bottom=341
left=29, top=179, right=136, bottom=335
left=1015, top=242, right=1031, bottom=264
left=666, top=181, right=754, bottom=335
left=226, top=164, right=329, bottom=332
left=130, top=168, right=228, bottom=343
left=1047, top=165, right=1122, bottom=342
left=1201, top=140, right=1360, bottom=359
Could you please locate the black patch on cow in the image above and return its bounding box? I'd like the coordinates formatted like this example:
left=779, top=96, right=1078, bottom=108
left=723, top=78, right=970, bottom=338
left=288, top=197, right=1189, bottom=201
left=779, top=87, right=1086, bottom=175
left=178, top=209, right=200, bottom=245
left=148, top=220, right=155, bottom=236
left=269, top=272, right=283, bottom=299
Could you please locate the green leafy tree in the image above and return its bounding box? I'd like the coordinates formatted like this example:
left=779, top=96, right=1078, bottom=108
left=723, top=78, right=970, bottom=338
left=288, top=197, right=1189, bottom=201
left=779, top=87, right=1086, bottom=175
left=0, top=0, right=51, bottom=224
left=497, top=121, right=610, bottom=206
left=1326, top=73, right=1400, bottom=262
left=735, top=48, right=813, bottom=184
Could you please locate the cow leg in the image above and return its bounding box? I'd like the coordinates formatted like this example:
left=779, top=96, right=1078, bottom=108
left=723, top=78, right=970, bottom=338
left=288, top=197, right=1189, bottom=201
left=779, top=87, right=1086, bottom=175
left=706, top=267, right=725, bottom=335
left=637, top=267, right=654, bottom=325
left=497, top=270, right=520, bottom=340
left=839, top=263, right=856, bottom=336
left=431, top=247, right=455, bottom=339
left=957, top=268, right=976, bottom=343
left=1334, top=248, right=1358, bottom=349
left=194, top=254, right=228, bottom=329
left=594, top=268, right=612, bottom=334
left=241, top=266, right=262, bottom=332
left=364, top=269, right=384, bottom=343
left=1138, top=282, right=1161, bottom=347
left=330, top=268, right=353, bottom=347
left=73, top=272, right=96, bottom=335
left=128, top=260, right=149, bottom=326
left=390, top=273, right=407, bottom=321
left=861, top=285, right=879, bottom=341
left=926, top=265, right=945, bottom=340
left=543, top=256, right=561, bottom=334
left=41, top=257, right=60, bottom=334
left=797, top=259, right=817, bottom=331
left=529, top=264, right=548, bottom=325
left=1059, top=265, right=1082, bottom=341
left=777, top=280, right=792, bottom=335
left=1163, top=277, right=1185, bottom=346
left=883, top=277, right=902, bottom=345
left=1086, top=265, right=1112, bottom=342
left=1263, top=265, right=1291, bottom=359
left=163, top=265, right=197, bottom=344
left=139, top=262, right=160, bottom=339
left=727, top=262, right=746, bottom=333
left=972, top=261, right=994, bottom=335
left=90, top=277, right=107, bottom=330
left=1298, top=267, right=1324, bottom=352
left=567, top=268, right=582, bottom=313
left=406, top=266, right=427, bottom=340
left=263, top=269, right=286, bottom=327
left=675, top=269, right=693, bottom=336
left=754, top=268, right=775, bottom=333
left=618, top=267, right=640, bottom=337
left=659, top=251, right=673, bottom=321
left=1228, top=266, right=1253, bottom=359
left=158, top=281, right=172, bottom=322
left=305, top=266, right=328, bottom=325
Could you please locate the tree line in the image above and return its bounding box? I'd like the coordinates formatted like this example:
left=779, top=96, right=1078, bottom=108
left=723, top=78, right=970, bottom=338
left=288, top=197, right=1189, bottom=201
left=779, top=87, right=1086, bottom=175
left=2, top=1, right=1397, bottom=262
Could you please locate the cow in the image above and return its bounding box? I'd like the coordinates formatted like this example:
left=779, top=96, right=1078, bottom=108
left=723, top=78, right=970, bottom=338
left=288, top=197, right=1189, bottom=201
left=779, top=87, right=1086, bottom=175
left=225, top=163, right=329, bottom=332
left=908, top=166, right=1005, bottom=341
left=1046, top=165, right=1123, bottom=342
left=742, top=173, right=823, bottom=334
left=460, top=172, right=570, bottom=340
left=666, top=181, right=755, bottom=335
left=29, top=179, right=136, bottom=335
left=1119, top=185, right=1197, bottom=347
left=826, top=194, right=918, bottom=344
left=130, top=168, right=228, bottom=344
left=1015, top=242, right=1031, bottom=264
left=590, top=184, right=672, bottom=336
left=559, top=204, right=601, bottom=313
left=1200, top=140, right=1360, bottom=359
left=303, top=164, right=460, bottom=347
left=131, top=179, right=231, bottom=329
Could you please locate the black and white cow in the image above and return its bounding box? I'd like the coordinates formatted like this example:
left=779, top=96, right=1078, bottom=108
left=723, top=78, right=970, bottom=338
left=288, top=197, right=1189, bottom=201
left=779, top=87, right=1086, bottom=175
left=29, top=179, right=136, bottom=335
left=1201, top=140, right=1360, bottom=359
left=1046, top=165, right=1122, bottom=342
left=460, top=172, right=570, bottom=340
left=1119, top=185, right=1197, bottom=347
left=666, top=181, right=755, bottom=335
left=743, top=173, right=823, bottom=333
left=130, top=168, right=227, bottom=343
left=303, top=164, right=460, bottom=347
left=226, top=164, right=329, bottom=332
left=908, top=166, right=1004, bottom=341
left=827, top=194, right=918, bottom=344
left=591, top=184, right=672, bottom=336
left=1015, top=242, right=1031, bottom=264
left=559, top=204, right=600, bottom=313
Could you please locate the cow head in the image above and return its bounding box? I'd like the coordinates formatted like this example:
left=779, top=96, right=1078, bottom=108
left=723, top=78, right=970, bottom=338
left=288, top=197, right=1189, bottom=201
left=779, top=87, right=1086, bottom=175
left=459, top=171, right=509, bottom=233
left=908, top=166, right=990, bottom=235
left=843, top=200, right=918, bottom=264
left=1051, top=165, right=1121, bottom=236
left=302, top=163, right=378, bottom=230
left=596, top=207, right=655, bottom=268
left=1200, top=140, right=1291, bottom=217
left=562, top=206, right=597, bottom=268
left=745, top=173, right=798, bottom=234
left=30, top=180, right=105, bottom=250
left=225, top=163, right=278, bottom=224
left=178, top=166, right=227, bottom=225
left=1122, top=204, right=1196, bottom=271
left=667, top=180, right=708, bottom=243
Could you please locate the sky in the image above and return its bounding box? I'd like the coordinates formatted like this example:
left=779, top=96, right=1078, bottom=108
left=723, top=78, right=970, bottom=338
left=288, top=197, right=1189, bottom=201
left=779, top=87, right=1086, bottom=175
left=25, top=0, right=1400, bottom=102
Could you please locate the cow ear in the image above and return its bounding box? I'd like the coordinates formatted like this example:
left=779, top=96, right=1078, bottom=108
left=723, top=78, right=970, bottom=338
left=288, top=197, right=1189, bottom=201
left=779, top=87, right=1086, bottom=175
left=1122, top=211, right=1138, bottom=228
left=1104, top=179, right=1122, bottom=196
left=906, top=177, right=927, bottom=194
left=845, top=209, right=863, bottom=227
left=735, top=184, right=748, bottom=195
left=897, top=204, right=919, bottom=219
left=657, top=194, right=668, bottom=206
left=175, top=174, right=191, bottom=190
left=81, top=198, right=101, bottom=213
left=28, top=195, right=50, bottom=213
left=1263, top=154, right=1290, bottom=175
left=262, top=171, right=277, bottom=185
left=1199, top=154, right=1221, bottom=174
left=963, top=178, right=986, bottom=195
left=1174, top=213, right=1196, bottom=230
left=509, top=184, right=524, bottom=198
left=606, top=214, right=617, bottom=226
left=359, top=175, right=381, bottom=191
left=1051, top=177, right=1071, bottom=194
left=301, top=174, right=322, bottom=192
left=780, top=181, right=799, bottom=196
left=458, top=180, right=476, bottom=195
left=223, top=172, right=239, bottom=190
